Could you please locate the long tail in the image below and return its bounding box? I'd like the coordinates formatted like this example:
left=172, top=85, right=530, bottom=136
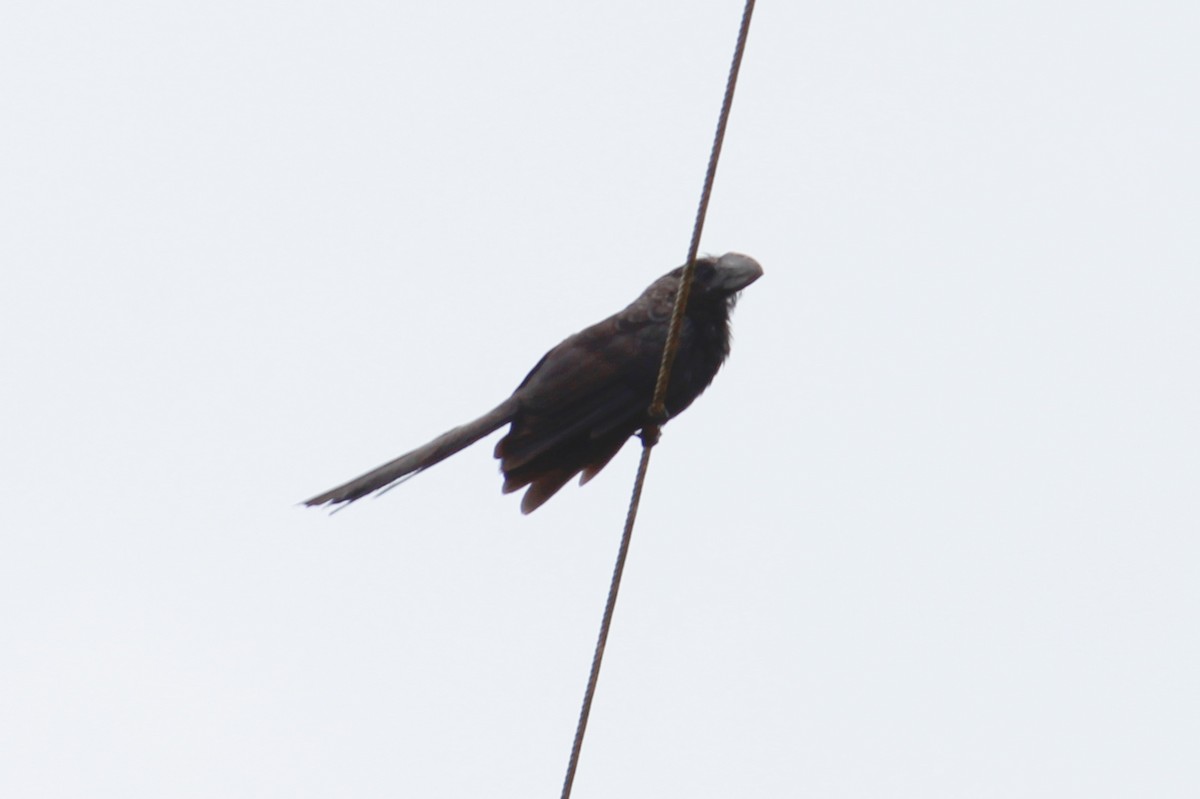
left=303, top=397, right=518, bottom=507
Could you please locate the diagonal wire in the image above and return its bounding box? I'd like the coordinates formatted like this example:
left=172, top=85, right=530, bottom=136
left=559, top=2, right=756, bottom=797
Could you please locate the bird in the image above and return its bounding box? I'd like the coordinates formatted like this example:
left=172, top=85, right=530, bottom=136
left=304, top=252, right=762, bottom=514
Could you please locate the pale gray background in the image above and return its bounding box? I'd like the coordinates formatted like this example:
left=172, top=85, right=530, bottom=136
left=2, top=1, right=1197, bottom=796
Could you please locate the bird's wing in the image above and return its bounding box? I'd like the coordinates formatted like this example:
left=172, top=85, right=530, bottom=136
left=495, top=277, right=682, bottom=478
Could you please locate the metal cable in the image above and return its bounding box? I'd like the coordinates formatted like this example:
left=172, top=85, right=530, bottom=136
left=559, top=3, right=756, bottom=796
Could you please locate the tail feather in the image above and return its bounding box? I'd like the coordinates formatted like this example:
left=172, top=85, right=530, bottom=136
left=304, top=398, right=518, bottom=507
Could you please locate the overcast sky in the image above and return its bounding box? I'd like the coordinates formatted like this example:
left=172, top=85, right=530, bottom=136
left=2, top=1, right=1198, bottom=797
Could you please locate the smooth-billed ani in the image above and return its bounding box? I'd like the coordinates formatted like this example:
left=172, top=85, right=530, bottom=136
left=305, top=252, right=762, bottom=513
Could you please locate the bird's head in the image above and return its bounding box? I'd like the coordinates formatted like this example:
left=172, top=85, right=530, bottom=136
left=688, top=252, right=763, bottom=309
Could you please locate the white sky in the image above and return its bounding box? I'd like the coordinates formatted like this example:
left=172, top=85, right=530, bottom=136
left=3, top=1, right=1198, bottom=796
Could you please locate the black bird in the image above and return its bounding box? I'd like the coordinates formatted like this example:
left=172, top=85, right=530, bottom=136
left=305, top=252, right=762, bottom=513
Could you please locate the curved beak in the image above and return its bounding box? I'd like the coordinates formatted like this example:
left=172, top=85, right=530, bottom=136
left=714, top=252, right=764, bottom=292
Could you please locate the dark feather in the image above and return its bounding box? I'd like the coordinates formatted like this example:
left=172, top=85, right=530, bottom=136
left=304, top=253, right=762, bottom=513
